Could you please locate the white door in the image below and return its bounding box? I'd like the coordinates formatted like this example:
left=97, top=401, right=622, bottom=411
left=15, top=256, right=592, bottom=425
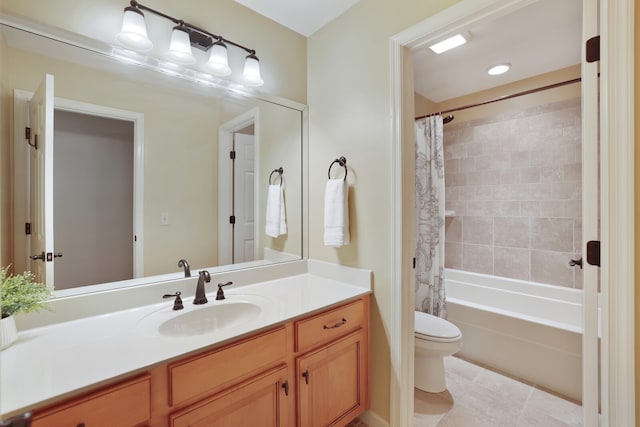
left=233, top=133, right=256, bottom=263
left=28, top=74, right=55, bottom=285
left=580, top=0, right=599, bottom=424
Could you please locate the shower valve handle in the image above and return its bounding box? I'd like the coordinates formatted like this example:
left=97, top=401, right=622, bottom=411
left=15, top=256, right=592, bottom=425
left=569, top=258, right=583, bottom=269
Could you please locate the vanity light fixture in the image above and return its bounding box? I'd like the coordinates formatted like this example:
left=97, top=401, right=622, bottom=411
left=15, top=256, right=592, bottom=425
left=166, top=25, right=196, bottom=65
left=116, top=0, right=263, bottom=86
left=203, top=39, right=232, bottom=76
left=116, top=6, right=153, bottom=51
left=241, top=52, right=264, bottom=87
left=488, top=63, right=511, bottom=75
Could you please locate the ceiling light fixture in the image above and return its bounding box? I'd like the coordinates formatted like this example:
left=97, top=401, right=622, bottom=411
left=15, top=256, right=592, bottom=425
left=487, top=63, right=511, bottom=75
left=428, top=34, right=467, bottom=54
left=116, top=0, right=263, bottom=86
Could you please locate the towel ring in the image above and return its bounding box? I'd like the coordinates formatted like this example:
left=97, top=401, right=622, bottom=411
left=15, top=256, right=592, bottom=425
left=269, top=167, right=284, bottom=186
left=328, top=156, right=347, bottom=181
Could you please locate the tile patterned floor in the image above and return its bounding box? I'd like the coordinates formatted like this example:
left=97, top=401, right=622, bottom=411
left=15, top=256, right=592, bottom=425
left=414, top=356, right=583, bottom=427
left=347, top=356, right=582, bottom=426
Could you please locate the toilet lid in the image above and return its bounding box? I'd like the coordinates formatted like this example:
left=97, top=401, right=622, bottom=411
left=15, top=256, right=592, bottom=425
left=414, top=311, right=461, bottom=340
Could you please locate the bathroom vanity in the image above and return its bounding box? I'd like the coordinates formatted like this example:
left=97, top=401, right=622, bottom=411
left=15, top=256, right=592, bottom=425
left=1, top=261, right=371, bottom=427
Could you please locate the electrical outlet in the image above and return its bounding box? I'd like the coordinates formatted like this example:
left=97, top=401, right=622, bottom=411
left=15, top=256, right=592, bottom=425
left=160, top=212, right=169, bottom=226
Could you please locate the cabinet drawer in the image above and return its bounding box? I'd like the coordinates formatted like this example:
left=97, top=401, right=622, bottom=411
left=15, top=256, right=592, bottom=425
left=169, top=326, right=286, bottom=406
left=169, top=365, right=289, bottom=427
left=295, top=299, right=365, bottom=353
left=32, top=375, right=151, bottom=427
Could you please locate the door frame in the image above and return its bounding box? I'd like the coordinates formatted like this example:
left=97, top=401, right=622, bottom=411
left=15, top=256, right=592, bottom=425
left=389, top=0, right=635, bottom=426
left=217, top=108, right=260, bottom=266
left=13, top=91, right=145, bottom=279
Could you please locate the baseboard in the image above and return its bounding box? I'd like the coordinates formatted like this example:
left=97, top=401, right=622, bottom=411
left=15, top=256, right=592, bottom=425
left=358, top=410, right=389, bottom=427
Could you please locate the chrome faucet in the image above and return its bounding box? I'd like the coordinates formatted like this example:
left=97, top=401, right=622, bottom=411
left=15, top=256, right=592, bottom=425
left=178, top=259, right=191, bottom=277
left=194, top=270, right=211, bottom=305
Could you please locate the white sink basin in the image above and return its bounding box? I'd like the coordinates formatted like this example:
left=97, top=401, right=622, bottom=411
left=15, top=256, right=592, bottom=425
left=159, top=302, right=261, bottom=337
left=137, top=294, right=270, bottom=337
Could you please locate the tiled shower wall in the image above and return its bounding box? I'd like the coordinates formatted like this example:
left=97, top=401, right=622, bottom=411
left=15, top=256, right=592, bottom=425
left=444, top=98, right=582, bottom=288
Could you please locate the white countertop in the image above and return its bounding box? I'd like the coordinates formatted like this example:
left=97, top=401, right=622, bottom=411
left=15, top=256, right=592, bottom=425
left=0, top=262, right=371, bottom=419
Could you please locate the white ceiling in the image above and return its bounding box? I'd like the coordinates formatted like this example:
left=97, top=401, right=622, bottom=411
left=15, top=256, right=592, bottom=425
left=233, top=0, right=360, bottom=37
left=412, top=0, right=582, bottom=102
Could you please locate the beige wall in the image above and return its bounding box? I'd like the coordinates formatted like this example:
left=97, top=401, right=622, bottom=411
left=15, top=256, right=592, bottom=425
left=308, top=0, right=460, bottom=421
left=0, top=31, right=9, bottom=269
left=414, top=92, right=436, bottom=118
left=635, top=2, right=639, bottom=423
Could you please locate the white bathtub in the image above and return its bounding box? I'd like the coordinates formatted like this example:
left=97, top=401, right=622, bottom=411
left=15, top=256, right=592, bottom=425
left=445, top=268, right=585, bottom=401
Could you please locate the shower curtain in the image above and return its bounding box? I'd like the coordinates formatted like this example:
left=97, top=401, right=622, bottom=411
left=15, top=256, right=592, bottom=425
left=414, top=115, right=446, bottom=318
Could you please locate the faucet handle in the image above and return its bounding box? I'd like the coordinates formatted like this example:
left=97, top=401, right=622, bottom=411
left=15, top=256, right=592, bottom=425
left=163, top=291, right=184, bottom=310
left=216, top=282, right=233, bottom=300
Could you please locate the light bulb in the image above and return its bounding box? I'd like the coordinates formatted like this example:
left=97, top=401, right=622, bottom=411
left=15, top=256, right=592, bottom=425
left=241, top=53, right=264, bottom=87
left=165, top=26, right=195, bottom=65
left=203, top=40, right=232, bottom=76
left=116, top=7, right=153, bottom=52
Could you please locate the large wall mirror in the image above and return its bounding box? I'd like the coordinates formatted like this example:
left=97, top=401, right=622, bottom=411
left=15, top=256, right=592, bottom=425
left=2, top=21, right=306, bottom=297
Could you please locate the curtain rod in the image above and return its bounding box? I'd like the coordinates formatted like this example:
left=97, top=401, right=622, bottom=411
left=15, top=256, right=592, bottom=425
left=415, top=77, right=581, bottom=121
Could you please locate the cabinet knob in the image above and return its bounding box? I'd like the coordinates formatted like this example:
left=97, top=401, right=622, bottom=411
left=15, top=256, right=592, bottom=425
left=282, top=380, right=289, bottom=396
left=77, top=423, right=86, bottom=427
left=302, top=370, right=310, bottom=384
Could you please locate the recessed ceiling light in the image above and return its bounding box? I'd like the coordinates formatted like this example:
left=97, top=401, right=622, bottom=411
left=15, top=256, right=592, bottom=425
left=429, top=34, right=467, bottom=54
left=488, top=63, right=511, bottom=75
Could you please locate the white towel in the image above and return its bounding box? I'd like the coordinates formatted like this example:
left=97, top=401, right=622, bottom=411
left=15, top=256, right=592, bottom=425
left=324, top=179, right=350, bottom=246
left=265, top=184, right=287, bottom=237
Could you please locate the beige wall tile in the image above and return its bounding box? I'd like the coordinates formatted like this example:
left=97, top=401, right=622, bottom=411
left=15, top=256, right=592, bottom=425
left=494, top=247, right=530, bottom=280
left=494, top=217, right=530, bottom=248
left=462, top=244, right=494, bottom=275
left=444, top=98, right=582, bottom=289
left=463, top=217, right=493, bottom=244
left=531, top=218, right=574, bottom=252
left=521, top=201, right=565, bottom=218
left=445, top=242, right=463, bottom=269
left=531, top=250, right=574, bottom=287
left=445, top=217, right=462, bottom=243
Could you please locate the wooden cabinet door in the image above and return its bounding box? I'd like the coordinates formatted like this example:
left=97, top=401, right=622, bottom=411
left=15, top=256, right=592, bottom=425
left=297, top=330, right=366, bottom=427
left=31, top=375, right=151, bottom=427
left=170, top=365, right=290, bottom=427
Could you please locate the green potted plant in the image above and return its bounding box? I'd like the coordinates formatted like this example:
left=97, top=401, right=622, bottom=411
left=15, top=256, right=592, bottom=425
left=1, top=265, right=53, bottom=349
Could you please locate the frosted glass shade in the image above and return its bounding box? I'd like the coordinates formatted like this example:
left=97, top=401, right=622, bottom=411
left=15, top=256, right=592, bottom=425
left=203, top=41, right=232, bottom=76
left=165, top=26, right=195, bottom=65
left=241, top=54, right=264, bottom=87
left=116, top=7, right=153, bottom=52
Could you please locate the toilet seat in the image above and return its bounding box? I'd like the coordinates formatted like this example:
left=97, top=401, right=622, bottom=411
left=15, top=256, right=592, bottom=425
left=414, top=311, right=461, bottom=343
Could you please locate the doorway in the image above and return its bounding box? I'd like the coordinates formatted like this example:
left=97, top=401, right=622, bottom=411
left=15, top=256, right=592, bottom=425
left=217, top=108, right=259, bottom=266
left=13, top=87, right=144, bottom=289
left=390, top=0, right=635, bottom=425
left=53, top=110, right=134, bottom=289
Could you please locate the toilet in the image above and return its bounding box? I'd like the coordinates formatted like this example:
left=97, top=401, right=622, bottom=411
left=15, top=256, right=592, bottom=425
left=414, top=310, right=463, bottom=393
